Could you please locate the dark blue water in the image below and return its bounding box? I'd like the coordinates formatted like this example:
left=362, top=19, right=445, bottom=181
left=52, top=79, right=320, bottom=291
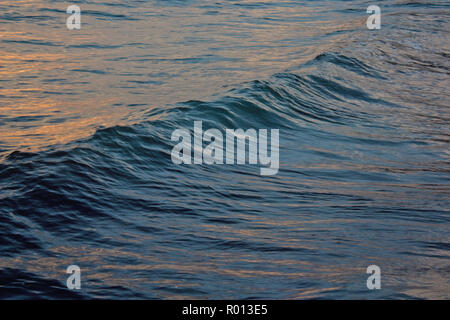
left=0, top=1, right=449, bottom=299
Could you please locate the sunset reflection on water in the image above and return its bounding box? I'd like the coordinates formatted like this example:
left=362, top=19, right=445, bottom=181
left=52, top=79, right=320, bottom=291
left=0, top=0, right=356, bottom=156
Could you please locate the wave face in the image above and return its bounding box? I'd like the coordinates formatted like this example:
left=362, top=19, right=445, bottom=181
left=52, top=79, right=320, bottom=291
left=1, top=1, right=449, bottom=299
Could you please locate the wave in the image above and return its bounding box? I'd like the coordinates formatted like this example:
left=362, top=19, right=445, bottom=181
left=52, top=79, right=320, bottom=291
left=0, top=1, right=449, bottom=299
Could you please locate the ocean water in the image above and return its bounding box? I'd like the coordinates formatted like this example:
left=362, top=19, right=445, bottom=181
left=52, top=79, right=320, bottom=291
left=0, top=0, right=449, bottom=299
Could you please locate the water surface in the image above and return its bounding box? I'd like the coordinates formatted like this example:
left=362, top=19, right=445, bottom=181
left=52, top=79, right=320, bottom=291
left=0, top=0, right=449, bottom=299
